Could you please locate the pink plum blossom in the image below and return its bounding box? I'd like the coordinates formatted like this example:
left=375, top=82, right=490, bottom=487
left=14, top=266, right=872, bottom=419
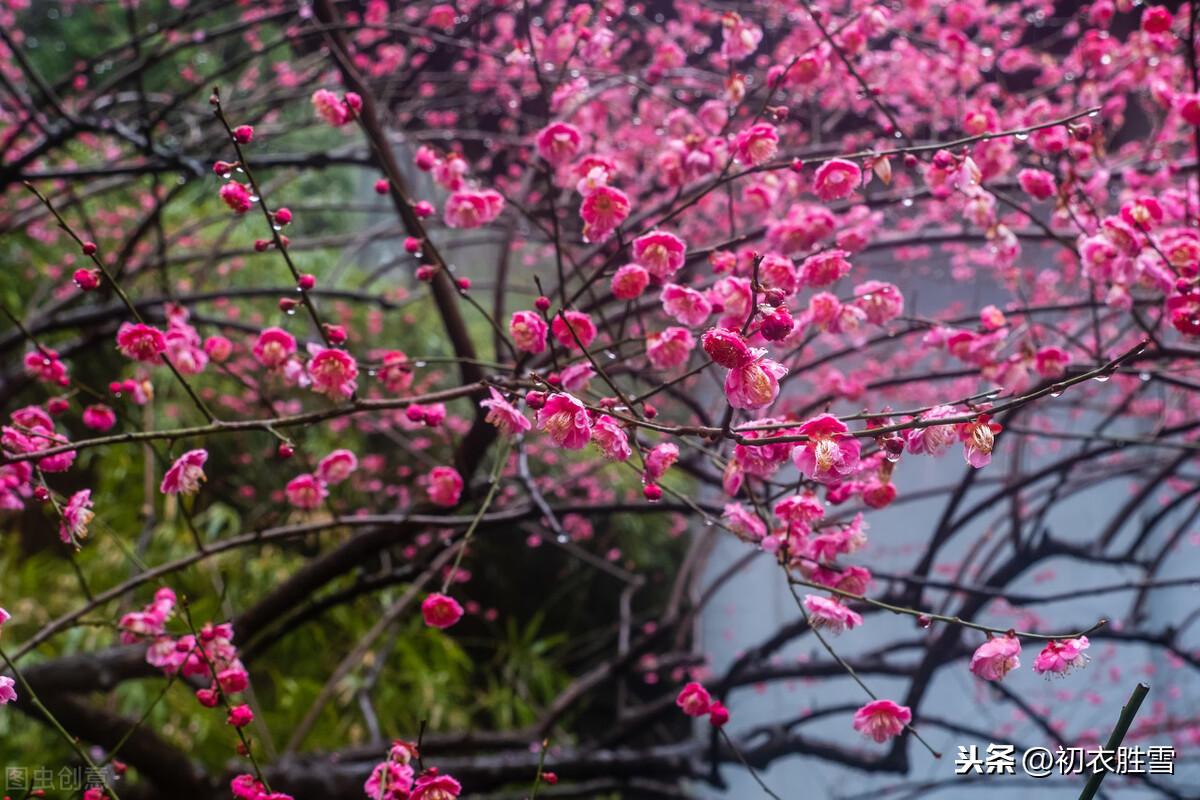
left=161, top=449, right=208, bottom=496
left=852, top=700, right=911, bottom=743
left=537, top=394, right=592, bottom=450
left=970, top=634, right=1021, bottom=681
left=792, top=414, right=862, bottom=484
left=1033, top=636, right=1090, bottom=676
left=427, top=466, right=464, bottom=507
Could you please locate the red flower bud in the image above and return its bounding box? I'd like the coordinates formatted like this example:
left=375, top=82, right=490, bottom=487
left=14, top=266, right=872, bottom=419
left=232, top=125, right=254, bottom=143
left=760, top=307, right=794, bottom=341
left=535, top=295, right=552, bottom=312
left=81, top=241, right=97, bottom=256
left=374, top=178, right=390, bottom=194
left=324, top=324, right=348, bottom=344
left=298, top=273, right=316, bottom=290
left=73, top=268, right=101, bottom=291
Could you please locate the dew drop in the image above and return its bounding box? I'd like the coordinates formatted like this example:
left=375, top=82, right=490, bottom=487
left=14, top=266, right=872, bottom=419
left=1093, top=374, right=1110, bottom=383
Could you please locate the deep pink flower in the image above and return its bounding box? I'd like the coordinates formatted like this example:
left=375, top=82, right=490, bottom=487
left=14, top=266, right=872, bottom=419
left=307, top=347, right=359, bottom=399
left=644, top=443, right=680, bottom=481
left=591, top=415, right=631, bottom=461
left=253, top=328, right=297, bottom=370
left=959, top=415, right=1002, bottom=468
left=535, top=121, right=582, bottom=165
left=481, top=388, right=531, bottom=437
left=905, top=405, right=959, bottom=456
left=365, top=759, right=415, bottom=800
left=410, top=774, right=462, bottom=800
left=722, top=502, right=766, bottom=541
left=443, top=189, right=504, bottom=229
left=720, top=11, right=762, bottom=60
left=427, top=466, right=464, bottom=507
left=227, top=704, right=254, bottom=727
left=646, top=327, right=695, bottom=370
left=792, top=414, right=861, bottom=483
left=559, top=363, right=594, bottom=393
left=510, top=311, right=549, bottom=353
left=580, top=185, right=631, bottom=242
left=774, top=492, right=825, bottom=525
left=316, top=449, right=358, bottom=485
left=117, top=323, right=167, bottom=364
left=632, top=231, right=686, bottom=280
left=767, top=203, right=836, bottom=253
left=551, top=310, right=597, bottom=350
left=970, top=634, right=1021, bottom=681
left=675, top=682, right=712, bottom=717
left=852, top=699, right=911, bottom=743
left=24, top=348, right=69, bottom=386
left=853, top=281, right=905, bottom=324
left=733, top=122, right=779, bottom=166
left=1033, top=636, right=1090, bottom=676
left=724, top=355, right=786, bottom=410
left=285, top=473, right=328, bottom=510
left=701, top=328, right=753, bottom=368
left=1034, top=346, right=1070, bottom=378
left=204, top=335, right=233, bottom=362
left=660, top=283, right=712, bottom=326
left=160, top=449, right=208, bottom=496
left=378, top=351, right=415, bottom=393
left=312, top=88, right=351, bottom=126
left=219, top=181, right=252, bottom=213
left=421, top=592, right=464, bottom=629
left=611, top=264, right=650, bottom=299
left=60, top=489, right=95, bottom=544
left=82, top=404, right=117, bottom=432
left=1176, top=92, right=1200, bottom=125
left=537, top=393, right=592, bottom=450
left=798, top=249, right=852, bottom=288
left=1018, top=168, right=1057, bottom=200
left=804, top=595, right=864, bottom=633
left=862, top=479, right=898, bottom=509
left=1142, top=6, right=1173, bottom=33
left=0, top=676, right=15, bottom=705
left=759, top=253, right=799, bottom=297
left=708, top=701, right=730, bottom=727
left=812, top=159, right=862, bottom=201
